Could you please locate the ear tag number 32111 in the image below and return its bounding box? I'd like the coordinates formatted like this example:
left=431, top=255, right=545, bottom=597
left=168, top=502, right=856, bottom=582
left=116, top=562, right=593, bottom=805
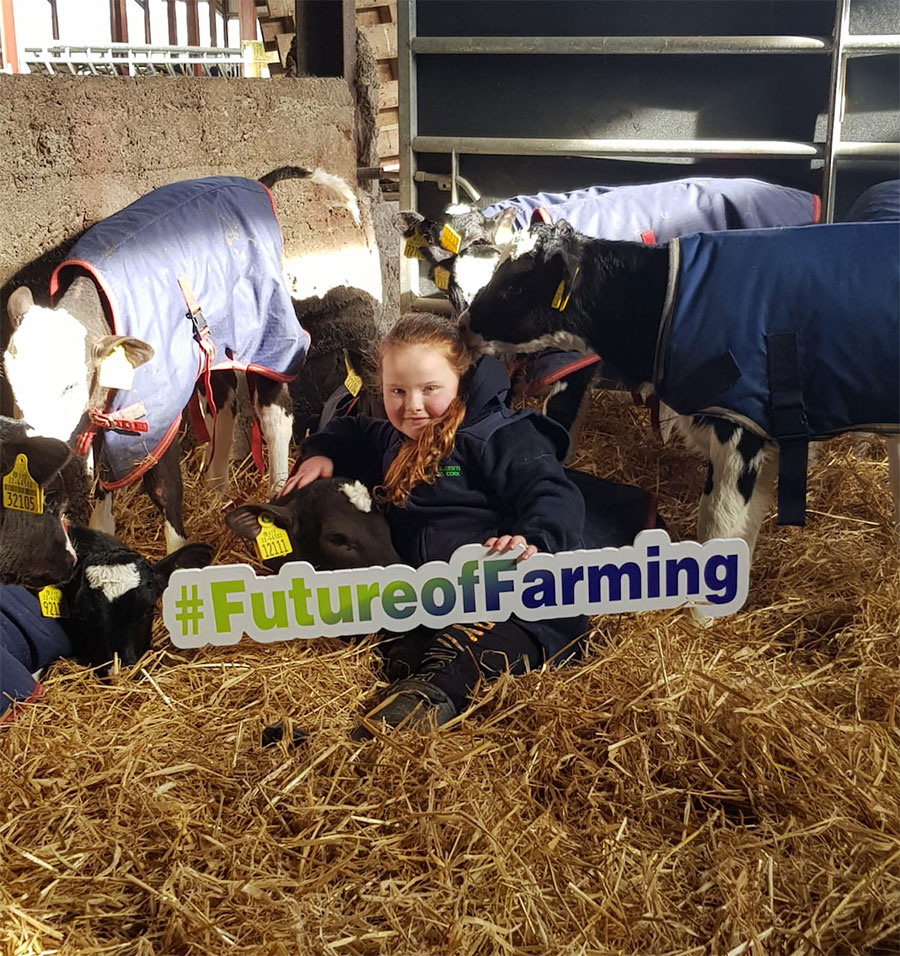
left=2, top=454, right=43, bottom=514
left=255, top=514, right=292, bottom=561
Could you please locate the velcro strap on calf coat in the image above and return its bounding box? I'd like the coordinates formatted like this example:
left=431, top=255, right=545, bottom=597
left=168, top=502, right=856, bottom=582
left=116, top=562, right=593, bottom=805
left=483, top=177, right=820, bottom=242
left=655, top=222, right=900, bottom=519
left=51, top=177, right=309, bottom=488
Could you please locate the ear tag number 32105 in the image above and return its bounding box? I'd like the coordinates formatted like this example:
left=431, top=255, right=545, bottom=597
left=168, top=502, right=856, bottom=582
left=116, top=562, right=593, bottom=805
left=255, top=514, right=292, bottom=560
left=3, top=454, right=43, bottom=514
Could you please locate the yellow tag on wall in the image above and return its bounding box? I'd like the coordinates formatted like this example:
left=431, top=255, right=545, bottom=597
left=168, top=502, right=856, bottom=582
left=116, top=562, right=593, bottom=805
left=404, top=232, right=426, bottom=259
left=38, top=586, right=64, bottom=618
left=433, top=266, right=451, bottom=291
left=3, top=454, right=44, bottom=515
left=343, top=352, right=363, bottom=397
left=255, top=514, right=292, bottom=561
left=440, top=224, right=461, bottom=254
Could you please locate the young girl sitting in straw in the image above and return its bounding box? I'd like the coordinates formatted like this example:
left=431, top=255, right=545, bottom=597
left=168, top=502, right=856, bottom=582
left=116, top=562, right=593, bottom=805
left=282, top=312, right=587, bottom=736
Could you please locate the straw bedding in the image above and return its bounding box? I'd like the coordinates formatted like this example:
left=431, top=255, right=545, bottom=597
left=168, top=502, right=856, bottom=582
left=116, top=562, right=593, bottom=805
left=2, top=391, right=898, bottom=956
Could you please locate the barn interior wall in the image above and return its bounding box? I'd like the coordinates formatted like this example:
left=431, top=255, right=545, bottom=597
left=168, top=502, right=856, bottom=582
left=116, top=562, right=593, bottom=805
left=0, top=73, right=383, bottom=416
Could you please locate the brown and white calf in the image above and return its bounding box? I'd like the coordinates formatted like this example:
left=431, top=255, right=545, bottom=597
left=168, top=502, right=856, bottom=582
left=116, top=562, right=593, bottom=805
left=3, top=167, right=359, bottom=552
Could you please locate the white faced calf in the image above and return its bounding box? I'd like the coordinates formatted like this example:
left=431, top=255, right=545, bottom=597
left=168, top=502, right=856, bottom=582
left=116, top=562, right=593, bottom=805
left=4, top=167, right=357, bottom=552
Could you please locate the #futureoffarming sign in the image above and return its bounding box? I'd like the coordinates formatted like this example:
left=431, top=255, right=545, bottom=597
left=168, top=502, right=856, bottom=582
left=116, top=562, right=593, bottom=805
left=162, top=530, right=750, bottom=648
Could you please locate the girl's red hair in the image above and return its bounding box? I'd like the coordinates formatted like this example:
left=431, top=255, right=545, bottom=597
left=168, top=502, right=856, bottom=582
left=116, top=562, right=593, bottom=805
left=376, top=312, right=477, bottom=507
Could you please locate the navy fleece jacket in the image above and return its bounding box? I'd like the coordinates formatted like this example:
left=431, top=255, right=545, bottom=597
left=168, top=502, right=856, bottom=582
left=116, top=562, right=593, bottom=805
left=301, top=356, right=587, bottom=658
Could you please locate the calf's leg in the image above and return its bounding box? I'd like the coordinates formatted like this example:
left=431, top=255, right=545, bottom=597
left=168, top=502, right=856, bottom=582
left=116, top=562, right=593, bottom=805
left=141, top=440, right=187, bottom=552
left=89, top=490, right=116, bottom=537
left=200, top=370, right=238, bottom=494
left=249, top=373, right=294, bottom=496
left=696, top=420, right=774, bottom=554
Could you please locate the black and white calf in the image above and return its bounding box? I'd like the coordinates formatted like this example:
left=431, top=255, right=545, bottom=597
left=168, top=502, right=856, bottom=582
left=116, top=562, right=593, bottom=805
left=400, top=178, right=821, bottom=434
left=0, top=417, right=78, bottom=588
left=461, top=219, right=900, bottom=553
left=226, top=478, right=399, bottom=573
left=60, top=527, right=212, bottom=670
left=4, top=166, right=360, bottom=553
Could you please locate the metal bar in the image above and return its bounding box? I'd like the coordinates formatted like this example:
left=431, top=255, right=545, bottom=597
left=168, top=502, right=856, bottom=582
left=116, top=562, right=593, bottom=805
left=49, top=0, right=59, bottom=41
left=834, top=141, right=900, bottom=159
left=413, top=136, right=822, bottom=159
left=844, top=34, right=900, bottom=54
left=399, top=0, right=419, bottom=308
left=822, top=0, right=850, bottom=222
left=411, top=35, right=831, bottom=56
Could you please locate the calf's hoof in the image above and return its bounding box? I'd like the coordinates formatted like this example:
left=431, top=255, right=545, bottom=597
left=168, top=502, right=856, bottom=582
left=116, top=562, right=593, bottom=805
left=350, top=679, right=458, bottom=741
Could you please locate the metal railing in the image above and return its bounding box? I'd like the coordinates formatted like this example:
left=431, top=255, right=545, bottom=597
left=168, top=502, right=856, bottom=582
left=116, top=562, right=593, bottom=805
left=22, top=42, right=245, bottom=77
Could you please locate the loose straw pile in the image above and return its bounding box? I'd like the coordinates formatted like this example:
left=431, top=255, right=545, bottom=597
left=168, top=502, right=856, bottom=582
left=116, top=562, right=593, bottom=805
left=2, top=392, right=897, bottom=956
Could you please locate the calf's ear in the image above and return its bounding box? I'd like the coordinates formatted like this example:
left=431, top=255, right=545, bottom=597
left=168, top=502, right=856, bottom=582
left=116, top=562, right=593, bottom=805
left=152, top=542, right=214, bottom=588
left=395, top=211, right=424, bottom=236
left=1, top=436, right=72, bottom=487
left=487, top=208, right=517, bottom=246
left=92, top=335, right=155, bottom=370
left=225, top=502, right=294, bottom=541
left=6, top=287, right=35, bottom=330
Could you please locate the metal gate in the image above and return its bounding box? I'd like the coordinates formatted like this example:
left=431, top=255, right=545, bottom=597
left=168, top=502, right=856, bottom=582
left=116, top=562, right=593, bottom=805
left=398, top=0, right=899, bottom=308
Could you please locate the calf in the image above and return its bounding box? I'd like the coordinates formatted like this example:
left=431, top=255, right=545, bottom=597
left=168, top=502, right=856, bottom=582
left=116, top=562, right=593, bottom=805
left=401, top=177, right=821, bottom=433
left=0, top=416, right=77, bottom=588
left=460, top=219, right=900, bottom=554
left=1, top=529, right=212, bottom=718
left=61, top=527, right=213, bottom=669
left=4, top=166, right=359, bottom=553
left=225, top=478, right=399, bottom=573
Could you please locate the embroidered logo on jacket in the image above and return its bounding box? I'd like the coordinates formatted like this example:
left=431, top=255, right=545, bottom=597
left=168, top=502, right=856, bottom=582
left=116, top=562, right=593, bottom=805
left=438, top=464, right=461, bottom=478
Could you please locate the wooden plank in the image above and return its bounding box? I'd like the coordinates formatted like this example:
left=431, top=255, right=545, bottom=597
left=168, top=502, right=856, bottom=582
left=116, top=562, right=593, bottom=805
left=260, top=19, right=290, bottom=42
left=376, top=107, right=398, bottom=130
left=359, top=22, right=396, bottom=60
left=356, top=0, right=395, bottom=9
left=275, top=31, right=295, bottom=65
left=265, top=0, right=295, bottom=17
left=377, top=126, right=399, bottom=158
left=378, top=79, right=398, bottom=111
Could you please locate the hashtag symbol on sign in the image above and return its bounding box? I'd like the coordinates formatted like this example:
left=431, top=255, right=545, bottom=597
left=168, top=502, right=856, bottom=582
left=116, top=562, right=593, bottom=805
left=174, top=583, right=204, bottom=637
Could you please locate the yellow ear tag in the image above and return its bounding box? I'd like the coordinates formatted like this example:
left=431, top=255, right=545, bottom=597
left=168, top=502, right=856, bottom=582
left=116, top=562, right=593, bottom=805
left=254, top=514, right=292, bottom=561
left=3, top=454, right=44, bottom=514
left=38, top=586, right=64, bottom=618
left=440, top=223, right=461, bottom=254
left=98, top=345, right=136, bottom=391
left=343, top=351, right=363, bottom=397
left=433, top=266, right=451, bottom=291
left=404, top=232, right=426, bottom=260
left=550, top=267, right=579, bottom=311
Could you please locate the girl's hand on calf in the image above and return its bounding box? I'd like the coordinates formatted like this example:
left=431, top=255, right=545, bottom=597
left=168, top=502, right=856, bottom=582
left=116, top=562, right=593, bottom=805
left=484, top=534, right=537, bottom=562
left=281, top=455, right=334, bottom=495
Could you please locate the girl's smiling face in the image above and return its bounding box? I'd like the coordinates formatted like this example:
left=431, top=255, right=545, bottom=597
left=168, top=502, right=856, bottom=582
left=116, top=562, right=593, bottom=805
left=381, top=343, right=460, bottom=439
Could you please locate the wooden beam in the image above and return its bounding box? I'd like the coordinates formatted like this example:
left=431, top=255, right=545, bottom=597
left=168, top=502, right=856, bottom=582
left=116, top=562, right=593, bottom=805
left=0, top=0, right=19, bottom=73
left=109, top=0, right=128, bottom=43
left=208, top=0, right=217, bottom=47
left=238, top=0, right=256, bottom=43
left=167, top=0, right=177, bottom=45
left=186, top=0, right=200, bottom=44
